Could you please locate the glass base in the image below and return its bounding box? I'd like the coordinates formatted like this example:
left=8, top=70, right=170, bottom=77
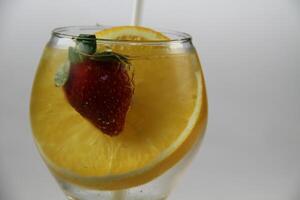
left=59, top=180, right=168, bottom=200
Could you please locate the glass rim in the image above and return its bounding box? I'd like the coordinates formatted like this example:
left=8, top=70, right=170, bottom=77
left=52, top=25, right=192, bottom=45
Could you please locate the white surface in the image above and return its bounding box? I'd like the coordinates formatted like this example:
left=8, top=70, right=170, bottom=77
left=0, top=0, right=300, bottom=199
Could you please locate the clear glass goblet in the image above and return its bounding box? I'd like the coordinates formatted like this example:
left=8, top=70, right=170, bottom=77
left=30, top=25, right=208, bottom=200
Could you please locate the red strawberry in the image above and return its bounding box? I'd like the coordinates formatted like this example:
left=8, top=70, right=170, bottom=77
left=63, top=54, right=134, bottom=136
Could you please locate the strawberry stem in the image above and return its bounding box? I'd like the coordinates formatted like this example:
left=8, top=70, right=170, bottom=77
left=55, top=34, right=130, bottom=87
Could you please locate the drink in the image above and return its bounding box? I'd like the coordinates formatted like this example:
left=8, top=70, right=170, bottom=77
left=30, top=26, right=207, bottom=199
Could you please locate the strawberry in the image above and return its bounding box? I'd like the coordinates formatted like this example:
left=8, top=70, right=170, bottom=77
left=55, top=35, right=134, bottom=136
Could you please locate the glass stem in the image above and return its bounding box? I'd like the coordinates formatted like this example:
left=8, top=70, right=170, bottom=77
left=112, top=190, right=126, bottom=200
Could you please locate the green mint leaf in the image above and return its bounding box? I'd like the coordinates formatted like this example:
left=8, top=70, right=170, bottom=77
left=55, top=35, right=96, bottom=87
left=69, top=47, right=83, bottom=64
left=54, top=61, right=70, bottom=87
left=76, top=34, right=96, bottom=55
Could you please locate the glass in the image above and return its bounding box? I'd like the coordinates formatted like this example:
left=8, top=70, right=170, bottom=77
left=30, top=25, right=208, bottom=200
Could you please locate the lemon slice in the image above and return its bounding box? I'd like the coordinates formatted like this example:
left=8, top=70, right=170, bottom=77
left=30, top=27, right=207, bottom=190
left=95, top=26, right=170, bottom=41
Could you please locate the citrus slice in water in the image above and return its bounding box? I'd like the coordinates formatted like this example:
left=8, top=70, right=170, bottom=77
left=95, top=26, right=170, bottom=41
left=31, top=26, right=207, bottom=189
left=95, top=26, right=170, bottom=54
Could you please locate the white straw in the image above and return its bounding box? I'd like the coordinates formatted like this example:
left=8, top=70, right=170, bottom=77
left=110, top=2, right=144, bottom=199
left=131, top=0, right=144, bottom=26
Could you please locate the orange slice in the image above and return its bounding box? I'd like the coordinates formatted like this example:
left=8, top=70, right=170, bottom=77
left=95, top=26, right=169, bottom=41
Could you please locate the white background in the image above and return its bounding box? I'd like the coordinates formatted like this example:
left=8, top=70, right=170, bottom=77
left=1, top=0, right=300, bottom=199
